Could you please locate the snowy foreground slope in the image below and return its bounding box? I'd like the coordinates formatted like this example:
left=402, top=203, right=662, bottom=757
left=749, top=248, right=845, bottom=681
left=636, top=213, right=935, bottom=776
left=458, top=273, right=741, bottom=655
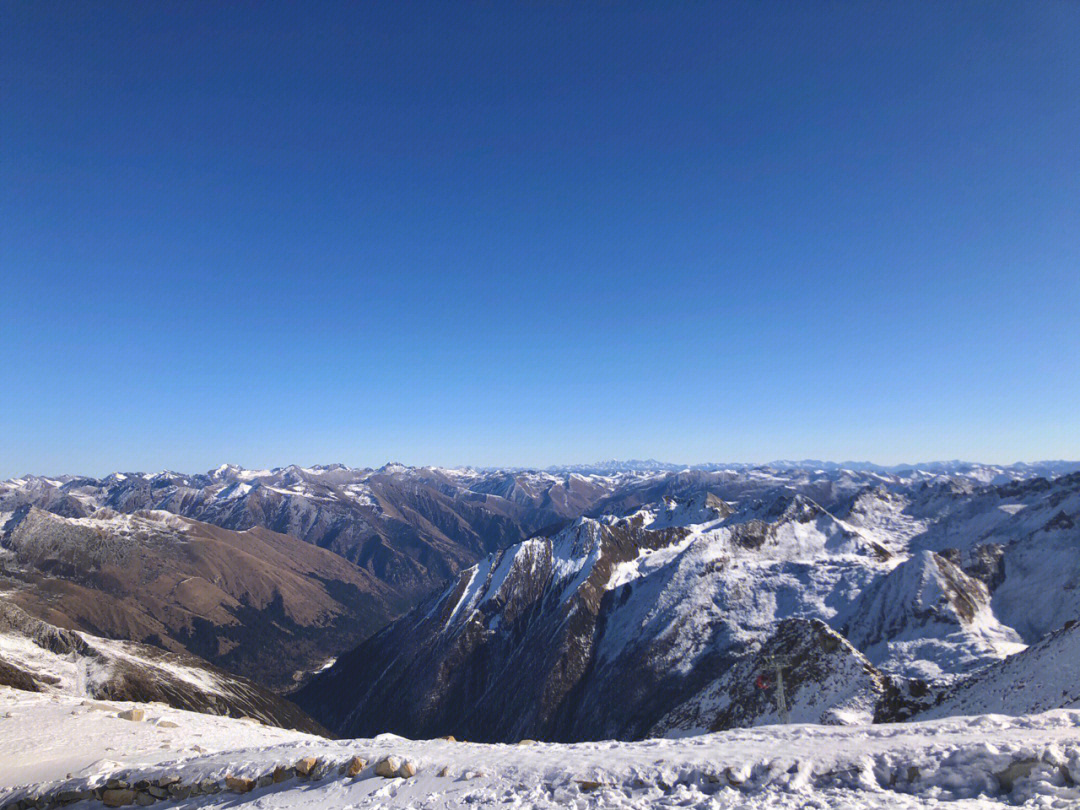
left=4, top=689, right=1080, bottom=810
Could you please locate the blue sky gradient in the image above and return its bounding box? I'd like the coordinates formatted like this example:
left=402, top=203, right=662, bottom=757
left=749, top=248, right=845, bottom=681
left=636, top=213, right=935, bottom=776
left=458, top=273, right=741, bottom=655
left=2, top=1, right=1079, bottom=477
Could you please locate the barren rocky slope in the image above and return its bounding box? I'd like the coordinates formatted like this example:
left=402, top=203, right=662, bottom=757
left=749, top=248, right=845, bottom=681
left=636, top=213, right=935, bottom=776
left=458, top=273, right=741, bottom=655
left=0, top=507, right=400, bottom=690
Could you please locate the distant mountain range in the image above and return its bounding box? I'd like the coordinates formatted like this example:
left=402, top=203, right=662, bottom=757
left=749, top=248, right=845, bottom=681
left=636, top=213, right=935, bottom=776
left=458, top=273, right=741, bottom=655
left=3, top=460, right=1079, bottom=741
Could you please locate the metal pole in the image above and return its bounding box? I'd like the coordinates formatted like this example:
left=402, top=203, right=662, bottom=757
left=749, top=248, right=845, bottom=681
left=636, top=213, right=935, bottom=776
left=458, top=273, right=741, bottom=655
left=762, top=653, right=791, bottom=724
left=774, top=662, right=789, bottom=724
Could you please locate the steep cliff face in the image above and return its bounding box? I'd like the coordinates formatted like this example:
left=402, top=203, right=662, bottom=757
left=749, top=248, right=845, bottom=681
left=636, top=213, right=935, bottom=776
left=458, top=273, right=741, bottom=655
left=294, top=514, right=695, bottom=742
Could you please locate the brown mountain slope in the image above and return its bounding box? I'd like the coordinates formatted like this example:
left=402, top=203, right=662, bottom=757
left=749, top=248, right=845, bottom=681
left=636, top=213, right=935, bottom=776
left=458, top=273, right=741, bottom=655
left=0, top=506, right=405, bottom=690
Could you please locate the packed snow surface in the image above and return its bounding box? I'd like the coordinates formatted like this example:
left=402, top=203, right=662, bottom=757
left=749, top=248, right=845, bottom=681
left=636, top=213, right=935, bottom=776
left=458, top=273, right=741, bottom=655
left=4, top=688, right=1080, bottom=809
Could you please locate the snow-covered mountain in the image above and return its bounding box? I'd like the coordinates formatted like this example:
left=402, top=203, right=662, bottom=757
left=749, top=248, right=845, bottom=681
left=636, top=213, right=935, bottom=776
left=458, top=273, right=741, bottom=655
left=0, top=464, right=652, bottom=609
left=4, top=461, right=1079, bottom=743
left=651, top=618, right=894, bottom=735
left=919, top=619, right=1080, bottom=719
left=297, top=470, right=1080, bottom=742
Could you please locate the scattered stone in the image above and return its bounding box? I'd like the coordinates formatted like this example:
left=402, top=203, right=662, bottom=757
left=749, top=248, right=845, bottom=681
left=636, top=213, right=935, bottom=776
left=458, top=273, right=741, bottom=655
left=105, top=780, right=130, bottom=791
left=273, top=766, right=295, bottom=783
left=309, top=759, right=332, bottom=780
left=146, top=786, right=167, bottom=799
left=398, top=760, right=417, bottom=778
left=153, top=776, right=179, bottom=788
left=134, top=792, right=155, bottom=806
left=437, top=766, right=450, bottom=777
left=256, top=773, right=273, bottom=789
left=576, top=780, right=603, bottom=792
left=295, top=757, right=318, bottom=777
left=156, top=721, right=178, bottom=729
left=225, top=775, right=254, bottom=794
left=117, top=709, right=144, bottom=722
left=439, top=735, right=456, bottom=742
left=197, top=779, right=220, bottom=795
left=375, top=756, right=402, bottom=778
left=133, top=781, right=150, bottom=791
left=101, top=789, right=136, bottom=807
left=166, top=784, right=191, bottom=800
left=345, top=756, right=367, bottom=777
left=517, top=739, right=538, bottom=746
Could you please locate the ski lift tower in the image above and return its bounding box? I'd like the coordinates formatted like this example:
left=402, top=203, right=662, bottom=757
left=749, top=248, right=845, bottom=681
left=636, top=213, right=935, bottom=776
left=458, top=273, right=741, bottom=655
left=760, top=653, right=793, bottom=724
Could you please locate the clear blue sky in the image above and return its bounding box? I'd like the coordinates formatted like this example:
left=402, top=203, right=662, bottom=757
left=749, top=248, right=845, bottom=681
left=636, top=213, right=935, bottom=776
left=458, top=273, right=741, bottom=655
left=2, top=1, right=1079, bottom=477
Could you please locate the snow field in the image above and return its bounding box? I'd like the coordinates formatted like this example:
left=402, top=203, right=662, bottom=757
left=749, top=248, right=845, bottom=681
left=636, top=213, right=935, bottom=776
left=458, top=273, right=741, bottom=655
left=4, top=689, right=1080, bottom=809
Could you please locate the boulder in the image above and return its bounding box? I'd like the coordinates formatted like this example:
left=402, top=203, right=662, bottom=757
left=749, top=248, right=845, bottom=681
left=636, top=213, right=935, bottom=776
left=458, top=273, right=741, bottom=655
left=375, top=756, right=402, bottom=778
left=101, top=789, right=136, bottom=807
left=117, top=709, right=144, bottom=722
left=272, top=766, right=294, bottom=783
left=225, top=776, right=254, bottom=794
left=295, top=757, right=318, bottom=777
left=397, top=760, right=417, bottom=778
left=345, top=756, right=366, bottom=777
left=166, top=784, right=191, bottom=800
left=134, top=792, right=155, bottom=806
